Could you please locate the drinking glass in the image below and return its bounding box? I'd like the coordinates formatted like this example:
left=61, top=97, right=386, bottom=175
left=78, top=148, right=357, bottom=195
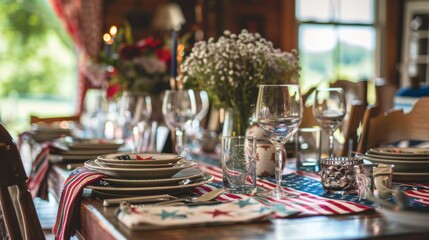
left=255, top=84, right=303, bottom=199
left=118, top=92, right=152, bottom=152
left=193, top=90, right=210, bottom=127
left=313, top=88, right=346, bottom=157
left=162, top=89, right=197, bottom=156
left=80, top=89, right=106, bottom=138
left=187, top=90, right=210, bottom=146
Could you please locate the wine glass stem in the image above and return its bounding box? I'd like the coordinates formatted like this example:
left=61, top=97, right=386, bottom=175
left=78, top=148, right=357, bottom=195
left=328, top=130, right=335, bottom=157
left=175, top=128, right=184, bottom=156
left=274, top=145, right=284, bottom=192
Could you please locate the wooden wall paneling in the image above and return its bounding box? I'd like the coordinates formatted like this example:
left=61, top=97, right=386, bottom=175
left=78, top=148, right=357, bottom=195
left=384, top=0, right=403, bottom=86
left=103, top=0, right=169, bottom=39
left=280, top=0, right=298, bottom=52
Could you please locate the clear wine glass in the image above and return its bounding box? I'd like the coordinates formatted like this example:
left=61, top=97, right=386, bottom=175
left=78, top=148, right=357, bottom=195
left=80, top=89, right=106, bottom=138
left=185, top=90, right=210, bottom=155
left=118, top=92, right=152, bottom=152
left=256, top=84, right=303, bottom=199
left=162, top=89, right=197, bottom=156
left=313, top=88, right=346, bottom=157
left=193, top=90, right=210, bottom=127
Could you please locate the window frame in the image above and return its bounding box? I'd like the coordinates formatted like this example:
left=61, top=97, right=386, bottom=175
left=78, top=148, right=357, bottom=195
left=295, top=0, right=381, bottom=86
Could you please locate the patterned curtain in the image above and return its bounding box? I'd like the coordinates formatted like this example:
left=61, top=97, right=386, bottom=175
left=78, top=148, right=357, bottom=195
left=49, top=0, right=103, bottom=114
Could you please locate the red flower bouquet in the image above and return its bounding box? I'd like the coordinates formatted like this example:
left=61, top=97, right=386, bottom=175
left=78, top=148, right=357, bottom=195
left=102, top=28, right=172, bottom=98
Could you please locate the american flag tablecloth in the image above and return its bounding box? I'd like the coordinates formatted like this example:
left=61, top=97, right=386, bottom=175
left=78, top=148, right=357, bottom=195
left=195, top=162, right=429, bottom=217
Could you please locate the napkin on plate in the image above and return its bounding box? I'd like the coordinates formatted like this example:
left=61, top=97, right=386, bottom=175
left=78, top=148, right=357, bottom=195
left=116, top=197, right=297, bottom=230
left=52, top=167, right=106, bottom=240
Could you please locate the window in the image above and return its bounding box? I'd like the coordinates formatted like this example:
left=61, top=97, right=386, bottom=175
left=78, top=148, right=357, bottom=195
left=0, top=0, right=77, bottom=136
left=296, top=0, right=376, bottom=93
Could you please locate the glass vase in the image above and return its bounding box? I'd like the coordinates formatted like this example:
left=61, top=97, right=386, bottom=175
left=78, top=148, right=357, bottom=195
left=222, top=108, right=253, bottom=137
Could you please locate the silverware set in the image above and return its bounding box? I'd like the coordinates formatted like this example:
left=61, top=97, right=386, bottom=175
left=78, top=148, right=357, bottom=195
left=103, top=189, right=224, bottom=207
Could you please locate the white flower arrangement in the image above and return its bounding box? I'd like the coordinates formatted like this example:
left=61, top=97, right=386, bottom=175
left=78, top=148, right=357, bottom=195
left=181, top=29, right=300, bottom=112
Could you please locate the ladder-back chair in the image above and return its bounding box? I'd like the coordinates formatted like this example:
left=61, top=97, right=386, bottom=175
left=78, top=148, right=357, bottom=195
left=0, top=123, right=45, bottom=240
left=357, top=97, right=429, bottom=153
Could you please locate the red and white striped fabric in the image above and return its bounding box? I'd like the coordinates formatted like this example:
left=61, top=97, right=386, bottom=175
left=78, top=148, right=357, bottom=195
left=197, top=163, right=372, bottom=217
left=26, top=147, right=50, bottom=200
left=52, top=167, right=106, bottom=240
left=405, top=189, right=429, bottom=206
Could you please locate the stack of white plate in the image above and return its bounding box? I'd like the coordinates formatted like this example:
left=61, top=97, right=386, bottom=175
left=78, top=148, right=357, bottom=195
left=31, top=124, right=72, bottom=142
left=84, top=153, right=212, bottom=197
left=49, top=138, right=124, bottom=162
left=364, top=147, right=429, bottom=182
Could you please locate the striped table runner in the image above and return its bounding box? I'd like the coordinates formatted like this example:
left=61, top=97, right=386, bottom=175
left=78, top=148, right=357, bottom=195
left=195, top=163, right=429, bottom=217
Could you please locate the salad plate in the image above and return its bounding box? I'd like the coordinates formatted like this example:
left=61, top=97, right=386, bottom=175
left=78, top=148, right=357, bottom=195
left=97, top=153, right=182, bottom=164
left=94, top=159, right=186, bottom=168
left=84, top=159, right=197, bottom=179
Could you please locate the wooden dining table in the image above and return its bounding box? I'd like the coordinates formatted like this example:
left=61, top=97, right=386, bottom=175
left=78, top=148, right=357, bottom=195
left=47, top=159, right=429, bottom=240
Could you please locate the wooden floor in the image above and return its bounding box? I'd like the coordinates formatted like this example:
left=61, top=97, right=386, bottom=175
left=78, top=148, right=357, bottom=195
left=34, top=195, right=56, bottom=240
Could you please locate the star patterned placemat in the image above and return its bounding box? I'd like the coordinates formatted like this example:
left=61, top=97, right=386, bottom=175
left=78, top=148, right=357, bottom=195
left=116, top=197, right=297, bottom=230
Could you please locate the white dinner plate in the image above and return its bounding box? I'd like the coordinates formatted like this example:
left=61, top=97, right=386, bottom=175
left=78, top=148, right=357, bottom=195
left=56, top=149, right=118, bottom=156
left=84, top=159, right=197, bottom=179
left=94, top=159, right=186, bottom=169
left=97, top=153, right=182, bottom=164
left=362, top=156, right=429, bottom=173
left=87, top=175, right=213, bottom=195
left=102, top=168, right=206, bottom=187
left=366, top=152, right=429, bottom=161
left=62, top=138, right=124, bottom=150
left=369, top=147, right=429, bottom=157
left=49, top=154, right=94, bottom=163
left=376, top=208, right=429, bottom=228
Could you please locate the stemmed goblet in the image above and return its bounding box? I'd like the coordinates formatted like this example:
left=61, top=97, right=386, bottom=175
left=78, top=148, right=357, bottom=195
left=256, top=84, right=303, bottom=199
left=162, top=89, right=197, bottom=156
left=313, top=88, right=346, bottom=157
left=192, top=90, right=210, bottom=128
left=117, top=92, right=152, bottom=152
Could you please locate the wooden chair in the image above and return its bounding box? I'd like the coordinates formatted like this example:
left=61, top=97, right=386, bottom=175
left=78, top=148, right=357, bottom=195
left=357, top=97, right=429, bottom=154
left=341, top=100, right=365, bottom=156
left=0, top=123, right=45, bottom=239
left=301, top=80, right=368, bottom=156
left=375, top=78, right=397, bottom=114
left=331, top=79, right=368, bottom=107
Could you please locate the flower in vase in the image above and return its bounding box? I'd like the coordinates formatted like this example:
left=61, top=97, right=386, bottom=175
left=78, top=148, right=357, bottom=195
left=181, top=29, right=300, bottom=134
left=99, top=26, right=172, bottom=98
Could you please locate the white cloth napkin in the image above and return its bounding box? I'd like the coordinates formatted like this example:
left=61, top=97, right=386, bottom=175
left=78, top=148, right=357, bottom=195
left=116, top=197, right=295, bottom=230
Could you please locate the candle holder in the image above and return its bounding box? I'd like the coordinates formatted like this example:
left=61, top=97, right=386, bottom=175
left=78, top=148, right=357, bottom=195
left=320, top=157, right=363, bottom=194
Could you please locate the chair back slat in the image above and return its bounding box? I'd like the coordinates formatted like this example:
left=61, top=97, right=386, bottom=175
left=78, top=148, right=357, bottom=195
left=0, top=187, right=22, bottom=240
left=0, top=123, right=45, bottom=240
left=358, top=97, right=429, bottom=153
left=302, top=80, right=368, bottom=156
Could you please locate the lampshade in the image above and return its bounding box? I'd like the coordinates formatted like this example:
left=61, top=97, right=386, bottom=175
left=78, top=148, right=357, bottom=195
left=152, top=3, right=186, bottom=31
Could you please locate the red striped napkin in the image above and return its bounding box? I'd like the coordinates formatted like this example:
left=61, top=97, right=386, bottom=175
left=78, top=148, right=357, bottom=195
left=19, top=131, right=54, bottom=200
left=26, top=147, right=50, bottom=200
left=52, top=167, right=106, bottom=240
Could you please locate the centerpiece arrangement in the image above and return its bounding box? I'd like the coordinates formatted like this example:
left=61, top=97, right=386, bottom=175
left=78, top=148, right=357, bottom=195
left=98, top=24, right=172, bottom=99
left=181, top=29, right=300, bottom=135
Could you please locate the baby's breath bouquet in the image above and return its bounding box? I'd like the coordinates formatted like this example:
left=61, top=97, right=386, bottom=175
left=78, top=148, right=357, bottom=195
left=181, top=29, right=300, bottom=135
